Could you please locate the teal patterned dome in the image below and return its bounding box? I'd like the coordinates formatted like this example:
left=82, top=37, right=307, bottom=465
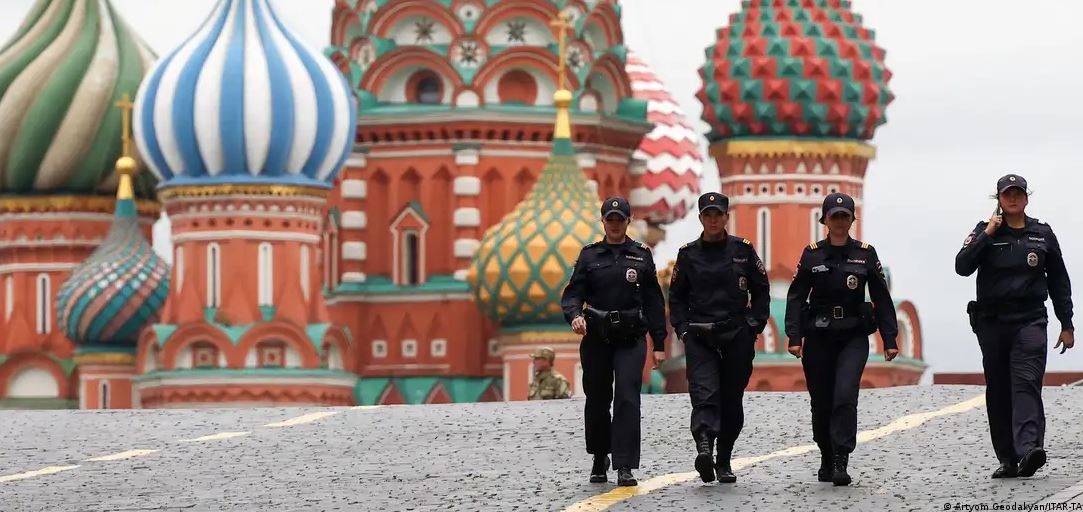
left=56, top=158, right=170, bottom=347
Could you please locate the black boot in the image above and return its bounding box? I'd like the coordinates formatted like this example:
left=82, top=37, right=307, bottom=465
left=589, top=455, right=610, bottom=483
left=714, top=449, right=736, bottom=483
left=616, top=467, right=637, bottom=487
left=991, top=462, right=1018, bottom=479
left=832, top=452, right=851, bottom=486
left=1017, top=447, right=1047, bottom=478
left=695, top=437, right=715, bottom=483
left=817, top=448, right=833, bottom=482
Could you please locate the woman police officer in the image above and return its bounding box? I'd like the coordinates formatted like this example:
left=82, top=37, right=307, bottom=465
left=784, top=192, right=899, bottom=486
left=955, top=173, right=1074, bottom=479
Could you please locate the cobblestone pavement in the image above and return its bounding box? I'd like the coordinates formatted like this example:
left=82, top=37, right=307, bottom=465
left=1, top=386, right=1081, bottom=511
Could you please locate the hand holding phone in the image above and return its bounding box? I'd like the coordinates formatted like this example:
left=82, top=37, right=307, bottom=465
left=985, top=203, right=1002, bottom=235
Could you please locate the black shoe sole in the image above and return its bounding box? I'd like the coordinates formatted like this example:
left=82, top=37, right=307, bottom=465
left=818, top=472, right=833, bottom=483
left=833, top=474, right=852, bottom=486
left=716, top=473, right=737, bottom=484
left=695, top=453, right=715, bottom=483
left=617, top=479, right=638, bottom=487
left=1018, top=449, right=1046, bottom=478
left=589, top=475, right=607, bottom=483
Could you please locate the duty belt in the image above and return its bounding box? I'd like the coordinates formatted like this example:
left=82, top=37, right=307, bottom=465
left=583, top=306, right=646, bottom=343
left=808, top=304, right=863, bottom=320
left=972, top=300, right=1045, bottom=315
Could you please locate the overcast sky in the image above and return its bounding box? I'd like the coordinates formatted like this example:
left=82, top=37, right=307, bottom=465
left=3, top=0, right=1081, bottom=376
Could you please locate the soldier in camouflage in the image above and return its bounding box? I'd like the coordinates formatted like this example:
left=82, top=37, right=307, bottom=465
left=528, top=347, right=571, bottom=400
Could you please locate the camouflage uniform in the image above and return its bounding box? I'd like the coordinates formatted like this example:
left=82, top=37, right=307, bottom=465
left=528, top=347, right=572, bottom=400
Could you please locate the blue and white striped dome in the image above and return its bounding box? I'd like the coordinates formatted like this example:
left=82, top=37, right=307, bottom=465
left=133, top=0, right=356, bottom=189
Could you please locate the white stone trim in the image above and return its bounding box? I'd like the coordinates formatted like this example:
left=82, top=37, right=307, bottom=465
left=722, top=174, right=864, bottom=185
left=341, top=211, right=367, bottom=229
left=628, top=158, right=648, bottom=176
left=342, top=242, right=367, bottom=261
left=168, top=211, right=322, bottom=223
left=454, top=148, right=480, bottom=165
left=453, top=208, right=481, bottom=227
left=1, top=240, right=101, bottom=249
left=368, top=149, right=454, bottom=159
left=454, top=239, right=480, bottom=258
left=430, top=339, right=447, bottom=358
left=453, top=176, right=481, bottom=196
left=0, top=212, right=156, bottom=225
left=341, top=179, right=367, bottom=199
left=372, top=340, right=387, bottom=358
left=0, top=263, right=79, bottom=275
left=576, top=153, right=597, bottom=169
left=341, top=272, right=366, bottom=283
left=326, top=292, right=474, bottom=304
left=134, top=374, right=357, bottom=391
left=730, top=196, right=865, bottom=207
left=364, top=363, right=451, bottom=371
left=345, top=154, right=367, bottom=168
left=453, top=269, right=469, bottom=281
left=172, top=231, right=321, bottom=244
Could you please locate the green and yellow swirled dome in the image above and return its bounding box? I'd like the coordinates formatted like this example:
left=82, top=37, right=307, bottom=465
left=468, top=91, right=603, bottom=328
left=0, top=0, right=157, bottom=196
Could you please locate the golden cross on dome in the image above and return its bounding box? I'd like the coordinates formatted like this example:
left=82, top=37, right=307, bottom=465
left=550, top=13, right=574, bottom=91
left=116, top=93, right=135, bottom=159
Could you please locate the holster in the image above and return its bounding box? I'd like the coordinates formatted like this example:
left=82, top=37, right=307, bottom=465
left=801, top=303, right=870, bottom=334
left=584, top=306, right=646, bottom=344
left=966, top=300, right=980, bottom=333
left=687, top=318, right=746, bottom=352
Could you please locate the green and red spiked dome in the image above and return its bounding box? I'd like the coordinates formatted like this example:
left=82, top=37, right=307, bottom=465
left=697, top=0, right=893, bottom=142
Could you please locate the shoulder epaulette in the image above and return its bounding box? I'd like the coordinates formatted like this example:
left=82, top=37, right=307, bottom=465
left=809, top=241, right=819, bottom=250
left=741, top=238, right=752, bottom=245
left=860, top=241, right=871, bottom=250
left=633, top=240, right=647, bottom=249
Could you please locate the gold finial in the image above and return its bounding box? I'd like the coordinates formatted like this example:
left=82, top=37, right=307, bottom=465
left=550, top=13, right=574, bottom=92
left=114, top=93, right=137, bottom=199
left=550, top=13, right=575, bottom=139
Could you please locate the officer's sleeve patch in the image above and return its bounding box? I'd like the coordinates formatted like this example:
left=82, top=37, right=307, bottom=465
left=876, top=260, right=885, bottom=279
left=962, top=234, right=975, bottom=247
left=756, top=258, right=766, bottom=275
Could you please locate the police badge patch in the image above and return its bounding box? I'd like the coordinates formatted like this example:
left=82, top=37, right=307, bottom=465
left=846, top=275, right=859, bottom=290
left=738, top=276, right=748, bottom=291
left=963, top=234, right=975, bottom=247
left=1027, top=252, right=1038, bottom=267
left=626, top=268, right=638, bottom=283
left=756, top=259, right=766, bottom=275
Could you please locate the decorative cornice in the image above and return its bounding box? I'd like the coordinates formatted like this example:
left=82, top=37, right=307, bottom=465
left=0, top=196, right=160, bottom=216
left=711, top=140, right=876, bottom=159
left=73, top=352, right=137, bottom=365
left=159, top=184, right=330, bottom=200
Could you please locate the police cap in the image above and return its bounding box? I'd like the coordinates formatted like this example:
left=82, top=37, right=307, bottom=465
left=698, top=193, right=729, bottom=214
left=600, top=196, right=631, bottom=219
left=819, top=192, right=857, bottom=223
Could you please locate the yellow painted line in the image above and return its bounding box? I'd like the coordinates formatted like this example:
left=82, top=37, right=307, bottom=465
left=263, top=411, right=339, bottom=428
left=179, top=431, right=250, bottom=443
left=563, top=393, right=986, bottom=512
left=0, top=465, right=80, bottom=483
left=84, top=449, right=160, bottom=462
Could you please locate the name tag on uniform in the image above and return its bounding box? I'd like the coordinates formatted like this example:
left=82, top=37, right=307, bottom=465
left=811, top=265, right=829, bottom=273
left=625, top=255, right=644, bottom=261
left=992, top=242, right=1010, bottom=246
left=732, top=257, right=748, bottom=263
left=1028, top=236, right=1045, bottom=242
left=846, top=259, right=866, bottom=264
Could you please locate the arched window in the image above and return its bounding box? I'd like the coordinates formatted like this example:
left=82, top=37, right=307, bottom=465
left=206, top=243, right=221, bottom=308
left=756, top=208, right=771, bottom=269
left=5, top=275, right=13, bottom=321
left=258, top=243, right=273, bottom=306
left=300, top=245, right=310, bottom=301
left=99, top=380, right=110, bottom=409
left=36, top=273, right=50, bottom=334
left=175, top=247, right=185, bottom=292
left=409, top=71, right=443, bottom=105
left=402, top=231, right=420, bottom=286
left=810, top=208, right=822, bottom=244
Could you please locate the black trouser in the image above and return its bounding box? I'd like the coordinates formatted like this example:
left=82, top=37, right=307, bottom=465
left=975, top=315, right=1048, bottom=464
left=580, top=334, right=647, bottom=469
left=684, top=328, right=756, bottom=458
left=802, top=330, right=869, bottom=456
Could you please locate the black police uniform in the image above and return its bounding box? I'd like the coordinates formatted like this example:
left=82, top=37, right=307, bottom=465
left=561, top=197, right=668, bottom=485
left=784, top=192, right=898, bottom=485
left=668, top=193, right=769, bottom=483
left=955, top=174, right=1073, bottom=478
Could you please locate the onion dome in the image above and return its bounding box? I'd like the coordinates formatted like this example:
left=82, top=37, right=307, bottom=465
left=133, top=0, right=357, bottom=189
left=56, top=95, right=170, bottom=347
left=0, top=0, right=157, bottom=196
left=697, top=0, right=893, bottom=141
left=625, top=50, right=703, bottom=226
left=468, top=90, right=603, bottom=327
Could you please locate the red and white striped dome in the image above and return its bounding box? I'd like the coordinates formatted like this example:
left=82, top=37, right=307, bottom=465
left=626, top=50, right=703, bottom=226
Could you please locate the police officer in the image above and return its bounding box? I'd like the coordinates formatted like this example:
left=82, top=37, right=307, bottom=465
left=785, top=192, right=899, bottom=486
left=669, top=192, right=769, bottom=484
left=561, top=196, right=668, bottom=487
left=955, top=174, right=1074, bottom=479
left=527, top=347, right=572, bottom=400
